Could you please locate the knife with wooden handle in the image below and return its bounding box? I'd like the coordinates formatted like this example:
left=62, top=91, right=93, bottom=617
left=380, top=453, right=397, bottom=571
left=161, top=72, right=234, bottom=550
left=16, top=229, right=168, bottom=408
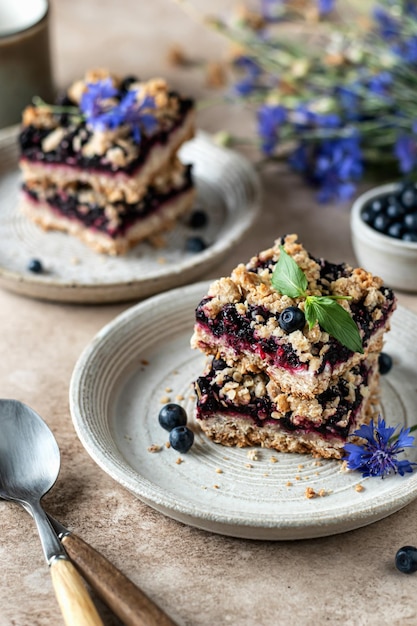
left=47, top=515, right=179, bottom=626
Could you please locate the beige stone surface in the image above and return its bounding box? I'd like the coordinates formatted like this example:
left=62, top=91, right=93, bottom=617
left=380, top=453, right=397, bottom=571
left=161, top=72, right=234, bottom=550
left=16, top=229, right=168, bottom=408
left=2, top=1, right=417, bottom=624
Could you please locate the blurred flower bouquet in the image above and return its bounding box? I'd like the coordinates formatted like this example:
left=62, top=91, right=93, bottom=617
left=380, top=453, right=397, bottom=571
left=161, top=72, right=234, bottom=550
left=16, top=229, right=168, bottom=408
left=179, top=0, right=417, bottom=201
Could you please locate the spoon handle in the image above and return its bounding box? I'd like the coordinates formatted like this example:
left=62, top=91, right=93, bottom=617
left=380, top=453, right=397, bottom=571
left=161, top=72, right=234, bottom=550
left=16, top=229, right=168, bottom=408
left=50, top=557, right=104, bottom=626
left=60, top=532, right=178, bottom=626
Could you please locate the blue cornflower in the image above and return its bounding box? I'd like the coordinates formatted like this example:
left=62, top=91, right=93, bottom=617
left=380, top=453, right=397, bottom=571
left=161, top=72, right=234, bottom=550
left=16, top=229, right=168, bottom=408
left=367, top=71, right=393, bottom=97
left=395, top=135, right=417, bottom=173
left=392, top=36, right=417, bottom=64
left=80, top=78, right=118, bottom=120
left=372, top=6, right=400, bottom=40
left=79, top=80, right=157, bottom=143
left=344, top=416, right=416, bottom=478
left=314, top=135, right=363, bottom=202
left=317, top=0, right=335, bottom=15
left=234, top=56, right=262, bottom=96
left=257, top=104, right=287, bottom=155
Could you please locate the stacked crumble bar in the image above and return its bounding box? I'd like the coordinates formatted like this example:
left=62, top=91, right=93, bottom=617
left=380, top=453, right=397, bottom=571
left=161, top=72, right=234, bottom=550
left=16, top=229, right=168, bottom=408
left=191, top=234, right=396, bottom=459
left=18, top=69, right=195, bottom=255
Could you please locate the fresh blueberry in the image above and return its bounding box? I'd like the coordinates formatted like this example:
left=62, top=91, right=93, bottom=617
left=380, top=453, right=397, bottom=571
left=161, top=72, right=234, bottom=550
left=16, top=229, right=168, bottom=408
left=373, top=214, right=391, bottom=233
left=404, top=213, right=417, bottom=230
left=120, top=75, right=138, bottom=92
left=399, top=186, right=417, bottom=210
left=158, top=403, right=187, bottom=432
left=378, top=352, right=393, bottom=375
left=278, top=306, right=306, bottom=333
left=395, top=546, right=417, bottom=574
left=212, top=358, right=227, bottom=370
left=169, top=426, right=194, bottom=453
left=387, top=222, right=403, bottom=239
left=369, top=198, right=384, bottom=214
left=188, top=209, right=208, bottom=229
left=402, top=231, right=417, bottom=242
left=361, top=208, right=374, bottom=225
left=386, top=201, right=405, bottom=220
left=186, top=236, right=207, bottom=253
left=27, top=258, right=43, bottom=274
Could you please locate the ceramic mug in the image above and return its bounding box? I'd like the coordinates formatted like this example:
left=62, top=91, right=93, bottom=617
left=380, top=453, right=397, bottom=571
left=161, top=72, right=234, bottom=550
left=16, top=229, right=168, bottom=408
left=0, top=0, right=54, bottom=129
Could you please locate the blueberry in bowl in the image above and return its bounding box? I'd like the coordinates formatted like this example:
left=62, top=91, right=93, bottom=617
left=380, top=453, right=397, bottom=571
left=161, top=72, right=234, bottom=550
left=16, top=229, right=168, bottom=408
left=351, top=182, right=417, bottom=292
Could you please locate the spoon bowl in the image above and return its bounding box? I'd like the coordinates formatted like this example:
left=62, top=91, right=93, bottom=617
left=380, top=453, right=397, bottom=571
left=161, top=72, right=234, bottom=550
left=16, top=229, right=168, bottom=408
left=0, top=399, right=103, bottom=626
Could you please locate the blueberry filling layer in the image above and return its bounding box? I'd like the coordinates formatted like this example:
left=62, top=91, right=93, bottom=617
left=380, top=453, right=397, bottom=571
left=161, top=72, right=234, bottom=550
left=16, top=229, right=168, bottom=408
left=195, top=361, right=370, bottom=440
left=195, top=287, right=395, bottom=373
left=19, top=96, right=193, bottom=175
left=22, top=165, right=193, bottom=238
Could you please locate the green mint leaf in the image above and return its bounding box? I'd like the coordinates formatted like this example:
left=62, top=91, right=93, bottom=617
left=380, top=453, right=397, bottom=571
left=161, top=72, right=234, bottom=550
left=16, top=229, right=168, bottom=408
left=305, top=296, right=364, bottom=354
left=271, top=245, right=308, bottom=298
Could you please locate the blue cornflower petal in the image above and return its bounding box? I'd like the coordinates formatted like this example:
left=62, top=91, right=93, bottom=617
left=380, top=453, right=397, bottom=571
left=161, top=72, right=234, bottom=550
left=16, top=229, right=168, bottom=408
left=395, top=135, right=417, bottom=173
left=344, top=415, right=416, bottom=478
left=317, top=0, right=335, bottom=15
left=257, top=104, right=287, bottom=155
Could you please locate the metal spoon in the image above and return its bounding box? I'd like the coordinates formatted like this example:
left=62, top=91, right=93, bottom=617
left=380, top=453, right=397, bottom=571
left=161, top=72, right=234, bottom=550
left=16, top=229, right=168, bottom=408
left=0, top=399, right=103, bottom=626
left=0, top=399, right=179, bottom=626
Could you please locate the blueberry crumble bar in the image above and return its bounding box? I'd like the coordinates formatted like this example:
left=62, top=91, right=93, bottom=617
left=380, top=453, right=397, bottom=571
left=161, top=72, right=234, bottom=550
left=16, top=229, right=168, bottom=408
left=191, top=234, right=396, bottom=459
left=194, top=355, right=379, bottom=459
left=191, top=234, right=396, bottom=397
left=18, top=69, right=196, bottom=254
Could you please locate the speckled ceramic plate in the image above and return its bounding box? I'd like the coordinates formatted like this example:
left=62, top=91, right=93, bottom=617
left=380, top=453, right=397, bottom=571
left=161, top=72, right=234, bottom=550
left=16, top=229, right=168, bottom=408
left=0, top=126, right=259, bottom=303
left=70, top=281, right=417, bottom=540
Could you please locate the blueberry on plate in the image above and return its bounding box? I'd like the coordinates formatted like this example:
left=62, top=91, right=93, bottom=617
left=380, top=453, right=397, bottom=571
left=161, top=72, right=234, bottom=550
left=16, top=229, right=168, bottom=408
left=378, top=352, right=393, bottom=375
left=158, top=403, right=187, bottom=431
left=278, top=306, right=306, bottom=333
left=186, top=236, right=207, bottom=253
left=169, top=426, right=194, bottom=453
left=27, top=258, right=43, bottom=274
left=188, top=209, right=208, bottom=229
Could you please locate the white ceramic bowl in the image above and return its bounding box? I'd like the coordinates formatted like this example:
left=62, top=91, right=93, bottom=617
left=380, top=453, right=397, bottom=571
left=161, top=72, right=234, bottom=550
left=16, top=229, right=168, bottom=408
left=351, top=183, right=417, bottom=293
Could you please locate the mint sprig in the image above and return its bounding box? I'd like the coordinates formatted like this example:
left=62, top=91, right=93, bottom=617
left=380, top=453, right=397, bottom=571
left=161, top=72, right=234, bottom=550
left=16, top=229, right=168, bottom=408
left=272, top=246, right=363, bottom=354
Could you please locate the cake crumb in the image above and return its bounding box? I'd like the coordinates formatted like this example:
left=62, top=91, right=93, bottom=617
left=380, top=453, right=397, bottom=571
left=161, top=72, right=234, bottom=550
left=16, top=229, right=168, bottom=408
left=206, top=61, right=227, bottom=88
left=223, top=456, right=230, bottom=460
left=215, top=468, right=223, bottom=474
left=339, top=460, right=349, bottom=473
left=263, top=472, right=269, bottom=477
left=355, top=483, right=365, bottom=492
left=295, top=475, right=301, bottom=481
left=213, top=484, right=220, bottom=489
left=318, top=489, right=327, bottom=497
left=189, top=395, right=196, bottom=401
left=167, top=44, right=188, bottom=67
left=147, top=444, right=162, bottom=453
left=313, top=460, right=323, bottom=467
left=286, top=481, right=293, bottom=487
left=298, top=464, right=304, bottom=470
left=157, top=257, right=167, bottom=264
left=71, top=256, right=80, bottom=265
left=176, top=457, right=183, bottom=464
left=176, top=394, right=185, bottom=401
left=141, top=359, right=149, bottom=366
left=270, top=456, right=278, bottom=464
left=245, top=463, right=253, bottom=469
left=165, top=441, right=171, bottom=448
left=165, top=387, right=173, bottom=393
left=247, top=450, right=258, bottom=461
left=160, top=396, right=171, bottom=403
left=305, top=487, right=318, bottom=499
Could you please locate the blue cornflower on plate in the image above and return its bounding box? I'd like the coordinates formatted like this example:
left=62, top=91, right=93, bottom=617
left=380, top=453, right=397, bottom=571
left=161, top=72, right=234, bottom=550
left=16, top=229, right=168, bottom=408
left=80, top=78, right=118, bottom=121
left=257, top=104, right=287, bottom=155
left=344, top=416, right=416, bottom=478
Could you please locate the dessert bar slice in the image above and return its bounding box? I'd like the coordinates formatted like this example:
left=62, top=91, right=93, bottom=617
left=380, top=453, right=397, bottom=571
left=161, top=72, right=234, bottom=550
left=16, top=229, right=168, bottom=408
left=20, top=160, right=195, bottom=255
left=19, top=70, right=195, bottom=202
left=191, top=234, right=396, bottom=397
left=194, top=355, right=380, bottom=459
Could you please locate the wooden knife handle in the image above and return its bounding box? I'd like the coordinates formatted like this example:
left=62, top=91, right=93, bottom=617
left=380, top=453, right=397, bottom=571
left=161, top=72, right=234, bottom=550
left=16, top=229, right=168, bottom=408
left=61, top=533, right=178, bottom=626
left=50, top=557, right=104, bottom=626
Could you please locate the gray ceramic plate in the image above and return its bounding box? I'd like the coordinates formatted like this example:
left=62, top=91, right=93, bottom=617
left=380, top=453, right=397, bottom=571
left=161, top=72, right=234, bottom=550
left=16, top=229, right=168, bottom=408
left=0, top=127, right=260, bottom=303
left=70, top=281, right=417, bottom=540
